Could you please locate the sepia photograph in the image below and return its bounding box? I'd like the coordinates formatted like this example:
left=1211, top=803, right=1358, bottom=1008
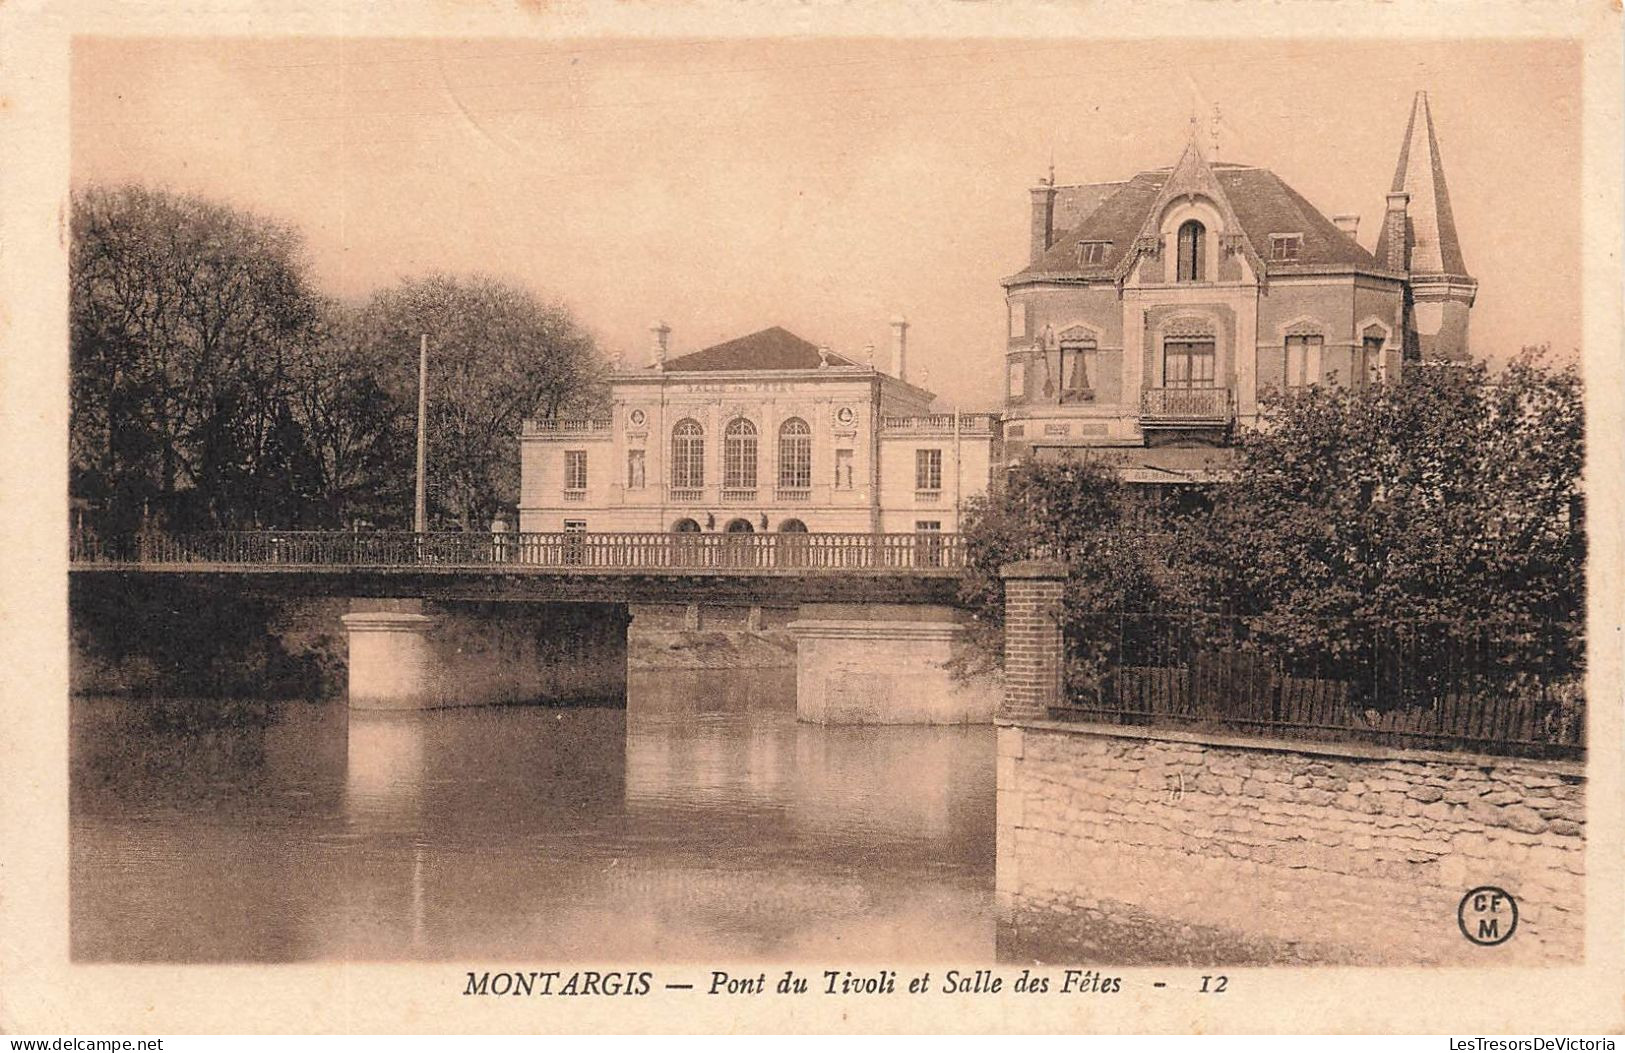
left=2, top=0, right=1622, bottom=1038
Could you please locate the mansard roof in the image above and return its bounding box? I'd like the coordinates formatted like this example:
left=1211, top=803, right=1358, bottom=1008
left=1374, top=91, right=1470, bottom=278
left=1008, top=161, right=1383, bottom=285
left=662, top=326, right=858, bottom=372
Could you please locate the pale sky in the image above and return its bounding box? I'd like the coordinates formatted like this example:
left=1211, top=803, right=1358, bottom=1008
left=71, top=36, right=1582, bottom=411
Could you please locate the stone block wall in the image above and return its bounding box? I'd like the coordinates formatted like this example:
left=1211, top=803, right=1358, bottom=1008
left=626, top=603, right=797, bottom=670
left=790, top=607, right=1000, bottom=725
left=421, top=601, right=629, bottom=707
left=996, top=720, right=1585, bottom=965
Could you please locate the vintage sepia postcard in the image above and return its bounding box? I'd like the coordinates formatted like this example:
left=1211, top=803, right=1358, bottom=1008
left=1, top=0, right=1621, bottom=1037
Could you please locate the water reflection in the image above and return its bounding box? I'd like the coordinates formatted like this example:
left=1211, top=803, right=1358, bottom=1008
left=71, top=669, right=996, bottom=963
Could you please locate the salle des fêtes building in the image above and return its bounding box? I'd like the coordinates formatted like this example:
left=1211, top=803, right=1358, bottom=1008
left=520, top=91, right=1473, bottom=533
left=519, top=322, right=996, bottom=535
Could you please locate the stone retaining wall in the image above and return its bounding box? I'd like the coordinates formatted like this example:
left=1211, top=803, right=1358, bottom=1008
left=626, top=603, right=797, bottom=670
left=997, top=720, right=1585, bottom=965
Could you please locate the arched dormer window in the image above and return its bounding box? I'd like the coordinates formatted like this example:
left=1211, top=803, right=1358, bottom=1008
left=1177, top=220, right=1205, bottom=282
left=777, top=418, right=812, bottom=490
left=723, top=418, right=757, bottom=490
left=671, top=419, right=705, bottom=490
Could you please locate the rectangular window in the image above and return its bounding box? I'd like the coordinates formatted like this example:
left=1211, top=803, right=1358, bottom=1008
left=1058, top=338, right=1096, bottom=403
left=562, top=518, right=586, bottom=565
left=1008, top=301, right=1026, bottom=338
left=834, top=449, right=854, bottom=491
left=1362, top=335, right=1386, bottom=387
left=1285, top=335, right=1324, bottom=390
left=1007, top=360, right=1025, bottom=399
left=626, top=449, right=645, bottom=490
left=564, top=450, right=587, bottom=491
left=1077, top=241, right=1111, bottom=266
left=914, top=520, right=943, bottom=567
left=1270, top=233, right=1303, bottom=262
left=1163, top=340, right=1216, bottom=389
left=915, top=448, right=943, bottom=492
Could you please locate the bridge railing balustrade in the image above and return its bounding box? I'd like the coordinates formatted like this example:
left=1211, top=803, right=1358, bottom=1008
left=68, top=528, right=965, bottom=573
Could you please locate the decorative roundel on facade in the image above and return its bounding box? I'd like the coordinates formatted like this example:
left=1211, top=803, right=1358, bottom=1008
left=628, top=408, right=647, bottom=428
left=834, top=405, right=857, bottom=427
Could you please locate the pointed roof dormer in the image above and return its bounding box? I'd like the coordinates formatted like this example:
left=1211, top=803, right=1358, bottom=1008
left=1375, top=91, right=1471, bottom=279
left=1114, top=133, right=1266, bottom=284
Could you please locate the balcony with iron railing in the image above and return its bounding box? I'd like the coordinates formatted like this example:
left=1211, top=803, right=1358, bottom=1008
left=1138, top=387, right=1234, bottom=428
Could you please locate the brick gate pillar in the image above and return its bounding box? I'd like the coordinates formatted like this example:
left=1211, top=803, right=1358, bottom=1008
left=998, top=560, right=1067, bottom=722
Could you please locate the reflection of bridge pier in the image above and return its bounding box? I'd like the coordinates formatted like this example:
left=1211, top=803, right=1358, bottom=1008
left=624, top=668, right=995, bottom=849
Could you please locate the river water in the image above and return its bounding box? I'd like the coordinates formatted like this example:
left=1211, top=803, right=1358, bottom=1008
left=70, top=670, right=997, bottom=963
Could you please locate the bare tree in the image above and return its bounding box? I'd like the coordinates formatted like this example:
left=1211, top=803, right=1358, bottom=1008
left=71, top=184, right=324, bottom=530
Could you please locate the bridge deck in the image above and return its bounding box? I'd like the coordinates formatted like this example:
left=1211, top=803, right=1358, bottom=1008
left=69, top=529, right=964, bottom=575
left=69, top=530, right=968, bottom=603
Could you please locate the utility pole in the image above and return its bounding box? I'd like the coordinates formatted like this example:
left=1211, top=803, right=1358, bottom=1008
left=414, top=334, right=428, bottom=533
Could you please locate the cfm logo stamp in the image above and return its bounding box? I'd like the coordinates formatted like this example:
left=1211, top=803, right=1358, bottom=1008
left=1458, top=886, right=1519, bottom=946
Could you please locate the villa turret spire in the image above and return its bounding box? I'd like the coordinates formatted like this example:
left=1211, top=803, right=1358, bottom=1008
left=1375, top=91, right=1477, bottom=361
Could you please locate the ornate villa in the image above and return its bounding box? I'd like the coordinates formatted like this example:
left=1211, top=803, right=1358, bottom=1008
left=1000, top=90, right=1475, bottom=480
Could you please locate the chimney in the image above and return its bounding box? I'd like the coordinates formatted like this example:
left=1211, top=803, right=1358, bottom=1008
left=1384, top=192, right=1410, bottom=273
left=1332, top=214, right=1360, bottom=240
left=1029, top=179, right=1057, bottom=264
left=649, top=321, right=671, bottom=371
left=890, top=317, right=909, bottom=382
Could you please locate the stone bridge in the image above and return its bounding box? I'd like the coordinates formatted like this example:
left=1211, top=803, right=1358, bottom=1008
left=70, top=530, right=996, bottom=723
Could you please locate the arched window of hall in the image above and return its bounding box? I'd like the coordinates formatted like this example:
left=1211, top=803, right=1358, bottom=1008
left=671, top=419, right=705, bottom=490
left=778, top=418, right=812, bottom=491
left=723, top=418, right=758, bottom=491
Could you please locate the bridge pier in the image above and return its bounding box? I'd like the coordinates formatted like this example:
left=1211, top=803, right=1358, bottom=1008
left=340, top=599, right=629, bottom=710
left=788, top=604, right=999, bottom=725
left=341, top=601, right=440, bottom=710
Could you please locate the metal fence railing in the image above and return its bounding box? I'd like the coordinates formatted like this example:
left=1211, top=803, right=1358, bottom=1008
left=68, top=528, right=966, bottom=574
left=1138, top=386, right=1234, bottom=424
left=1056, top=610, right=1585, bottom=760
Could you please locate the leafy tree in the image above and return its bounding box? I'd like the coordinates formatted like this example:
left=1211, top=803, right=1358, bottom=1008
left=957, top=353, right=1583, bottom=714
left=286, top=308, right=414, bottom=527
left=350, top=274, right=605, bottom=529
left=955, top=459, right=1167, bottom=677
left=1199, top=351, right=1583, bottom=645
left=71, top=184, right=325, bottom=531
